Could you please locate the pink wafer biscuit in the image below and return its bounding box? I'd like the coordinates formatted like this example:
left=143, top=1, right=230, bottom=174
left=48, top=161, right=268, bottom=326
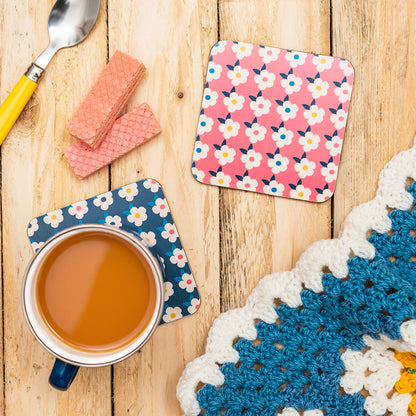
left=65, top=103, right=161, bottom=179
left=69, top=50, right=146, bottom=148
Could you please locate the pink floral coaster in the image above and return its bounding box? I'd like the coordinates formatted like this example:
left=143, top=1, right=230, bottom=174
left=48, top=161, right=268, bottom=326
left=191, top=40, right=354, bottom=202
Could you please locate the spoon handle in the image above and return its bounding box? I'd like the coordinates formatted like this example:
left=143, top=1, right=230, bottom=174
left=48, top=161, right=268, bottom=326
left=0, top=64, right=43, bottom=146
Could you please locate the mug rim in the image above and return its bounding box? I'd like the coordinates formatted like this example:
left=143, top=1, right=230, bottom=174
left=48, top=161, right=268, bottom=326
left=22, top=224, right=165, bottom=367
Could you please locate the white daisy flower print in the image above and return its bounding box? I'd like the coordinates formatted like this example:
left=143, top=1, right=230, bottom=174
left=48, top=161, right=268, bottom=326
left=164, top=281, right=174, bottom=302
left=202, top=88, right=218, bottom=109
left=214, top=144, right=236, bottom=166
left=161, top=223, right=179, bottom=243
left=192, top=166, right=205, bottom=182
left=325, top=135, right=343, bottom=156
left=249, top=96, right=271, bottom=117
left=271, top=125, right=293, bottom=147
left=223, top=91, right=245, bottom=113
left=259, top=46, right=279, bottom=64
left=281, top=73, right=302, bottom=95
left=219, top=117, right=240, bottom=139
left=210, top=171, right=232, bottom=187
left=321, top=161, right=338, bottom=183
left=276, top=99, right=298, bottom=121
left=294, top=157, right=316, bottom=178
left=330, top=107, right=347, bottom=130
left=140, top=231, right=157, bottom=248
left=68, top=200, right=89, bottom=219
left=127, top=206, right=147, bottom=227
left=245, top=122, right=267, bottom=144
left=231, top=42, right=253, bottom=59
left=188, top=298, right=200, bottom=314
left=254, top=68, right=276, bottom=90
left=118, top=183, right=139, bottom=202
left=285, top=51, right=307, bottom=68
left=307, top=77, right=329, bottom=99
left=178, top=273, right=196, bottom=293
left=152, top=198, right=169, bottom=218
left=28, top=218, right=39, bottom=237
left=44, top=209, right=64, bottom=228
left=143, top=179, right=160, bottom=192
left=334, top=79, right=352, bottom=103
left=197, top=114, right=214, bottom=135
left=162, top=306, right=183, bottom=323
left=105, top=215, right=122, bottom=228
left=93, top=192, right=113, bottom=211
left=236, top=175, right=258, bottom=192
left=312, top=55, right=334, bottom=72
left=316, top=187, right=333, bottom=202
left=241, top=148, right=262, bottom=170
left=227, top=64, right=249, bottom=86
left=339, top=59, right=354, bottom=76
left=211, top=41, right=226, bottom=55
left=263, top=180, right=284, bottom=196
left=206, top=61, right=222, bottom=82
left=289, top=184, right=312, bottom=200
left=32, top=241, right=45, bottom=252
left=170, top=248, right=186, bottom=268
left=299, top=131, right=320, bottom=152
left=193, top=141, right=209, bottom=161
left=303, top=103, right=325, bottom=125
left=267, top=153, right=289, bottom=174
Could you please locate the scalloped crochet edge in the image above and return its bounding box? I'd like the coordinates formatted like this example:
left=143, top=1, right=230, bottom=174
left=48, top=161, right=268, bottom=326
left=177, top=138, right=416, bottom=416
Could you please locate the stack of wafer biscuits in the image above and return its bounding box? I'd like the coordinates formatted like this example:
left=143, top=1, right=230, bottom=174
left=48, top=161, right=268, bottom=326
left=65, top=50, right=161, bottom=179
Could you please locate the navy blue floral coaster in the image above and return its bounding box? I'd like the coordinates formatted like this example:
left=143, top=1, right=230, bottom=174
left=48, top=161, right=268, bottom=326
left=27, top=179, right=199, bottom=324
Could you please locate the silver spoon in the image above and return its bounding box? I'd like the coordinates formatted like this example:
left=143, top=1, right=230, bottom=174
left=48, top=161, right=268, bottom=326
left=0, top=0, right=101, bottom=145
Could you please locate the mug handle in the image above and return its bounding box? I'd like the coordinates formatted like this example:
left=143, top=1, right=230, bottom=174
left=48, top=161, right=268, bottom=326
left=49, top=359, right=79, bottom=391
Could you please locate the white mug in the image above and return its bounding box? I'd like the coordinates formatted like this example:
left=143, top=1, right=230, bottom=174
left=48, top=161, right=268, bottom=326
left=22, top=224, right=165, bottom=390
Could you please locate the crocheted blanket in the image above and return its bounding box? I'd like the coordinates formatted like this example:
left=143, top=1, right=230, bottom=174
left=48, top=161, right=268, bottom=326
left=177, top=139, right=416, bottom=416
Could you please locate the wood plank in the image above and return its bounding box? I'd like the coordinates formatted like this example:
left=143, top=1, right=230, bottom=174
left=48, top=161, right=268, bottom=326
left=0, top=1, right=111, bottom=414
left=332, top=1, right=416, bottom=234
left=218, top=0, right=332, bottom=311
left=107, top=1, right=219, bottom=415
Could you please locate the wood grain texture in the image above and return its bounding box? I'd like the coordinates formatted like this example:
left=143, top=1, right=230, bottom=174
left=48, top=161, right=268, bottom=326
left=107, top=1, right=219, bottom=415
left=0, top=1, right=111, bottom=415
left=332, top=0, right=416, bottom=233
left=218, top=0, right=332, bottom=311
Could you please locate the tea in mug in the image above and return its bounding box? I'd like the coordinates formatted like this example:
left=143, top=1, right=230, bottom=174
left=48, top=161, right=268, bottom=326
left=36, top=231, right=157, bottom=352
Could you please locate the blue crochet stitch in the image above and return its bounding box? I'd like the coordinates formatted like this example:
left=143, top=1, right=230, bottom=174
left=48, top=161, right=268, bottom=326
left=196, top=182, right=416, bottom=416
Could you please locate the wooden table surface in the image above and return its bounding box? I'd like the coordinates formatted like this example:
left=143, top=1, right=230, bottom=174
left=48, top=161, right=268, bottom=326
left=0, top=0, right=415, bottom=414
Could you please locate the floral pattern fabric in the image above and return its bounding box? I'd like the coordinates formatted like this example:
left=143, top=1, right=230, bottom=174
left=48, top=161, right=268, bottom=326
left=192, top=40, right=354, bottom=202
left=27, top=179, right=199, bottom=324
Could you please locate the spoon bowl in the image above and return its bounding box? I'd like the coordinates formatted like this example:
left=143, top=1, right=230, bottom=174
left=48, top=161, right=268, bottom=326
left=36, top=0, right=101, bottom=69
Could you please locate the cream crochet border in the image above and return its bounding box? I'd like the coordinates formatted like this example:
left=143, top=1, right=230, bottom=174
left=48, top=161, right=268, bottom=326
left=177, top=139, right=416, bottom=416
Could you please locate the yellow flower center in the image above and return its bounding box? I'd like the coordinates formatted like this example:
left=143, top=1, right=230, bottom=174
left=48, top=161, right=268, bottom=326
left=126, top=188, right=131, bottom=193
left=312, top=112, right=318, bottom=117
left=227, top=126, right=233, bottom=131
left=231, top=99, right=237, bottom=105
left=218, top=178, right=224, bottom=184
left=320, top=58, right=326, bottom=64
left=394, top=351, right=416, bottom=414
left=135, top=213, right=141, bottom=218
left=307, top=139, right=313, bottom=144
left=240, top=46, right=246, bottom=51
left=302, top=165, right=308, bottom=171
left=316, top=85, right=322, bottom=91
left=236, top=73, right=241, bottom=78
left=51, top=215, right=57, bottom=220
left=170, top=313, right=176, bottom=319
left=298, top=192, right=304, bottom=197
left=223, top=152, right=228, bottom=158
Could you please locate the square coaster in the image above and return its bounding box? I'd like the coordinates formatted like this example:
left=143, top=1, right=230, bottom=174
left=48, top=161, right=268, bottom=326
left=191, top=40, right=354, bottom=202
left=27, top=179, right=199, bottom=324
